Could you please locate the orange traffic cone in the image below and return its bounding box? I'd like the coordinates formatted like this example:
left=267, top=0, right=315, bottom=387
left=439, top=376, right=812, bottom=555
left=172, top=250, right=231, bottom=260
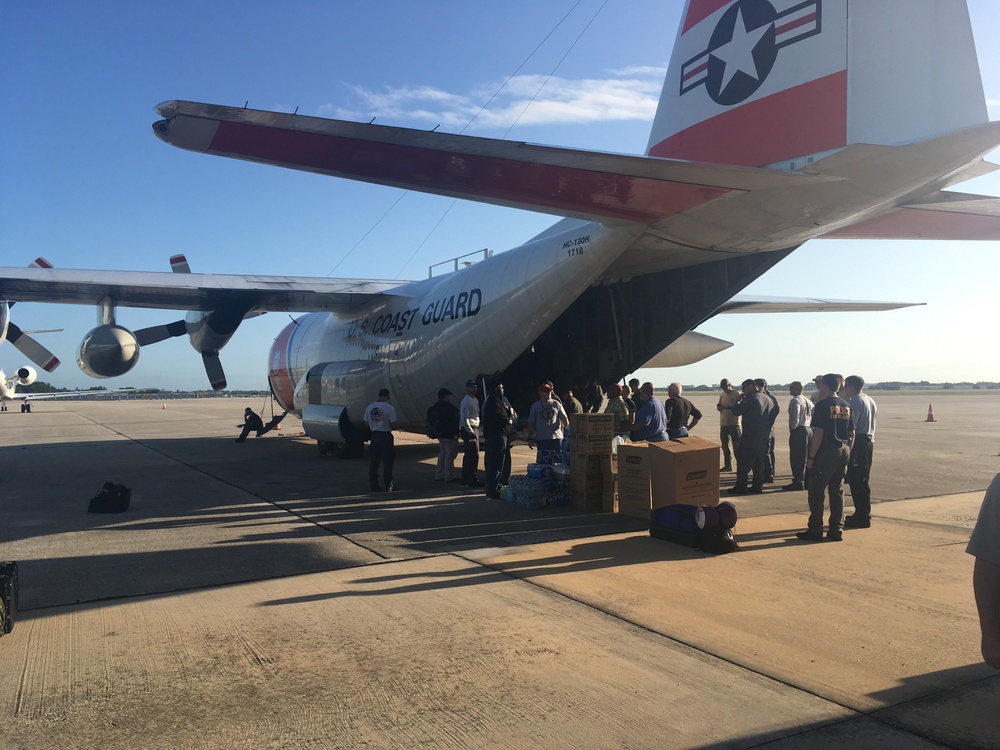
left=162, top=403, right=166, bottom=410
left=275, top=422, right=281, bottom=430
left=925, top=404, right=936, bottom=422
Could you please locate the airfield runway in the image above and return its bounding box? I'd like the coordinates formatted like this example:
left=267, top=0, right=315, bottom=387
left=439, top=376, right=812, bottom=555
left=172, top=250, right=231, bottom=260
left=1, top=392, right=999, bottom=748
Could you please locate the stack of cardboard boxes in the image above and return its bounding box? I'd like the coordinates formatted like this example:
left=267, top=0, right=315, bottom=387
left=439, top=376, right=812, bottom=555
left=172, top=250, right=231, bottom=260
left=569, top=413, right=616, bottom=512
left=617, top=437, right=721, bottom=520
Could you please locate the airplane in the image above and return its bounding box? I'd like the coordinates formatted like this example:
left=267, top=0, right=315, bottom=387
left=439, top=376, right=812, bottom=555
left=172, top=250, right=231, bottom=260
left=2, top=0, right=1000, bottom=454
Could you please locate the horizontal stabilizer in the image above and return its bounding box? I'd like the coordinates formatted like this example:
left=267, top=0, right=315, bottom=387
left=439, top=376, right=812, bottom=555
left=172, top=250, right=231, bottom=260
left=717, top=296, right=922, bottom=314
left=822, top=190, right=1000, bottom=241
left=153, top=100, right=833, bottom=225
left=641, top=331, right=733, bottom=368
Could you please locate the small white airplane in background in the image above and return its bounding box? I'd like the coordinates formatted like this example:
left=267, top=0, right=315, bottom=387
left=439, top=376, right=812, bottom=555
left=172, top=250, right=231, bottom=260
left=2, top=1, right=999, bottom=454
left=0, top=366, right=44, bottom=412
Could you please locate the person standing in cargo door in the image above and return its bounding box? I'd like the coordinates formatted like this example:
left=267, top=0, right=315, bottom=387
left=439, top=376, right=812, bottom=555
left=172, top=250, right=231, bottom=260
left=364, top=388, right=399, bottom=493
left=527, top=382, right=569, bottom=455
left=459, top=379, right=482, bottom=487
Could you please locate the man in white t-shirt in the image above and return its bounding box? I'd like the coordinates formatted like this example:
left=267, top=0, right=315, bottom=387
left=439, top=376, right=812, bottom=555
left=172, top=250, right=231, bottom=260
left=364, top=388, right=399, bottom=492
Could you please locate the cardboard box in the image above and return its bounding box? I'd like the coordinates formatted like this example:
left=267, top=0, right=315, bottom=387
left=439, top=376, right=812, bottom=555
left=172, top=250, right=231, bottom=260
left=616, top=443, right=652, bottom=519
left=571, top=452, right=604, bottom=473
left=648, top=436, right=720, bottom=510
left=615, top=438, right=721, bottom=518
left=571, top=412, right=615, bottom=436
left=570, top=472, right=603, bottom=494
left=599, top=453, right=618, bottom=475
left=570, top=433, right=614, bottom=455
left=571, top=487, right=603, bottom=512
left=601, top=490, right=618, bottom=514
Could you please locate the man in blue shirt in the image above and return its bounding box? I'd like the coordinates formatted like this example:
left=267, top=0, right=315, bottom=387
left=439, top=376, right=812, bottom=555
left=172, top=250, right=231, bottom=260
left=798, top=373, right=854, bottom=542
left=629, top=382, right=668, bottom=442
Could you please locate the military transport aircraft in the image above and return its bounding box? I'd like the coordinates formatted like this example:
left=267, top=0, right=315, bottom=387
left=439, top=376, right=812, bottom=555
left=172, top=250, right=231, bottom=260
left=2, top=0, right=1000, bottom=453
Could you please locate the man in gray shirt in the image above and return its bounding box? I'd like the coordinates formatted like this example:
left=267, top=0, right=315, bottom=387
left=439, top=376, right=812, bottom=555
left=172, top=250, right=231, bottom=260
left=844, top=375, right=877, bottom=528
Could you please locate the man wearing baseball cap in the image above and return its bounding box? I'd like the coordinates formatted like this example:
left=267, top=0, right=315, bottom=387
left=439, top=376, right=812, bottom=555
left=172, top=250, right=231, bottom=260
left=427, top=387, right=461, bottom=483
left=527, top=382, right=569, bottom=455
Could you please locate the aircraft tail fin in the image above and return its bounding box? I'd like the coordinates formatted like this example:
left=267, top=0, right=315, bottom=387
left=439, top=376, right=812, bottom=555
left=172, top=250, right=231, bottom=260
left=647, top=0, right=988, bottom=168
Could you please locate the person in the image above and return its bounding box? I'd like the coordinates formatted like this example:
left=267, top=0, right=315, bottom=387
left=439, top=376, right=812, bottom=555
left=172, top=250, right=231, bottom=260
left=844, top=375, right=877, bottom=528
left=783, top=381, right=813, bottom=491
left=482, top=381, right=517, bottom=500
left=629, top=382, right=668, bottom=443
left=664, top=382, right=701, bottom=439
left=427, top=388, right=460, bottom=483
left=562, top=388, right=584, bottom=417
left=967, top=474, right=1000, bottom=669
left=797, top=373, right=853, bottom=542
left=235, top=407, right=265, bottom=442
left=582, top=378, right=605, bottom=413
left=809, top=375, right=824, bottom=404
left=728, top=379, right=777, bottom=494
left=628, top=379, right=641, bottom=406
left=716, top=378, right=741, bottom=472
left=459, top=379, right=482, bottom=487
left=755, top=378, right=779, bottom=482
left=603, top=383, right=631, bottom=438
left=527, top=382, right=569, bottom=453
left=364, top=388, right=399, bottom=492
left=622, top=383, right=637, bottom=420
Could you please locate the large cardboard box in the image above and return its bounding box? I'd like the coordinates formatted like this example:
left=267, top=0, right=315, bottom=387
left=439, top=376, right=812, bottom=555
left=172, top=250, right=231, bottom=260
left=649, top=436, right=720, bottom=510
left=570, top=433, right=614, bottom=455
left=571, top=412, right=615, bottom=436
left=615, top=438, right=721, bottom=519
left=617, top=443, right=652, bottom=519
left=571, top=487, right=603, bottom=512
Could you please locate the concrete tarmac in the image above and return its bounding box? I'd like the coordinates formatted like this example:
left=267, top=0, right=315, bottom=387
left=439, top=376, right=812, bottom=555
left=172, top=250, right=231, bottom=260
left=1, top=394, right=998, bottom=748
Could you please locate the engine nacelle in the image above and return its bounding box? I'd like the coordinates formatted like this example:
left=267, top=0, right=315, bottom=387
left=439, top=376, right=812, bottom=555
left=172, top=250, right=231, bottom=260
left=77, top=324, right=140, bottom=378
left=15, top=365, right=37, bottom=386
left=294, top=361, right=386, bottom=444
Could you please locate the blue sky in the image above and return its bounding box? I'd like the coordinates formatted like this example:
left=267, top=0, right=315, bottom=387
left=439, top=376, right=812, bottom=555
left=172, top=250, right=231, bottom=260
left=2, top=1, right=999, bottom=391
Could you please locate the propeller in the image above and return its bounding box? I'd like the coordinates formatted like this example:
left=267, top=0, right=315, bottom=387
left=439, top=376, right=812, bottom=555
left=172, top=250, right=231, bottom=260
left=1, top=258, right=63, bottom=372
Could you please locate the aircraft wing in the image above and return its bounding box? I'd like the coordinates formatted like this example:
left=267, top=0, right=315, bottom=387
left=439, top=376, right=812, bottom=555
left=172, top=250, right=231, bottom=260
left=716, top=295, right=923, bottom=314
left=0, top=267, right=409, bottom=313
left=152, top=100, right=836, bottom=226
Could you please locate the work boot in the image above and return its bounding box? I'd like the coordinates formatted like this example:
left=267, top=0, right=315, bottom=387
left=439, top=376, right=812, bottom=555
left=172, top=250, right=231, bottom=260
left=844, top=515, right=871, bottom=528
left=796, top=531, right=824, bottom=542
left=781, top=482, right=804, bottom=491
left=721, top=465, right=733, bottom=472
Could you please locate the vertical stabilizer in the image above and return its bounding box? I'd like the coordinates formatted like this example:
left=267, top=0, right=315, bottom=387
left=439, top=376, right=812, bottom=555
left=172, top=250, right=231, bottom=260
left=647, top=0, right=987, bottom=169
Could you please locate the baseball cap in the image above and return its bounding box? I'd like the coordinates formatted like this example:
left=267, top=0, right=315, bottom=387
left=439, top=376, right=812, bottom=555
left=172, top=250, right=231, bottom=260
left=378, top=388, right=390, bottom=397
left=538, top=383, right=553, bottom=392
left=608, top=384, right=623, bottom=396
left=465, top=379, right=478, bottom=387
left=438, top=388, right=453, bottom=398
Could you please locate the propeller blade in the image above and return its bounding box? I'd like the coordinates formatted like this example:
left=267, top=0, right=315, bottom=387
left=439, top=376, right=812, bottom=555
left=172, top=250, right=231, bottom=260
left=135, top=320, right=187, bottom=347
left=202, top=351, right=226, bottom=390
left=6, top=322, right=60, bottom=372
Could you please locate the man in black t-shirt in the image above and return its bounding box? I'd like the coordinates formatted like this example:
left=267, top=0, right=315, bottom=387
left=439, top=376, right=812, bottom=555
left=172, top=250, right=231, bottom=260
left=797, top=373, right=854, bottom=542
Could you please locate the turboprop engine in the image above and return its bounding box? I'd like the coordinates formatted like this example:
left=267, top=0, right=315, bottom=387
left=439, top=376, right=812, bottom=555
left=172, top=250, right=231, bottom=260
left=77, top=324, right=140, bottom=378
left=14, top=365, right=37, bottom=386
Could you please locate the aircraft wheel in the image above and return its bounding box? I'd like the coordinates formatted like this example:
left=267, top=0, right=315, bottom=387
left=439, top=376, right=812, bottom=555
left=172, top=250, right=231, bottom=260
left=337, top=439, right=365, bottom=459
left=317, top=440, right=338, bottom=457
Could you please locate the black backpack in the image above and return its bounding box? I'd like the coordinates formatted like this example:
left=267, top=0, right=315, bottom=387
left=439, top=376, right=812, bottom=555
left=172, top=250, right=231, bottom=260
left=426, top=404, right=440, bottom=440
